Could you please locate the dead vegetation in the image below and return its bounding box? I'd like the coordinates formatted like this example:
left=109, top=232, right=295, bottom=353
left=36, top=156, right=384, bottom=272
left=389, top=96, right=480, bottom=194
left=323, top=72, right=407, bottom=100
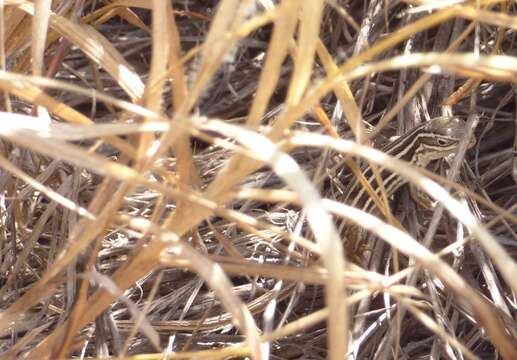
left=0, top=0, right=517, bottom=359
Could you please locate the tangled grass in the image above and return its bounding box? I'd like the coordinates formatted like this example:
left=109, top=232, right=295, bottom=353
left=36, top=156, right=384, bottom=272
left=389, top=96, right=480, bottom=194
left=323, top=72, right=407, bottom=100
left=0, top=1, right=517, bottom=359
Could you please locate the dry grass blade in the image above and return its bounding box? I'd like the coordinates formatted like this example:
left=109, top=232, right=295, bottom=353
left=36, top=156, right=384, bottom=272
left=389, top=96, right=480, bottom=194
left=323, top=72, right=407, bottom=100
left=31, top=0, right=51, bottom=77
left=286, top=1, right=324, bottom=106
left=136, top=0, right=170, bottom=161
left=246, top=1, right=298, bottom=126
left=9, top=0, right=144, bottom=101
left=316, top=39, right=365, bottom=140
left=2, top=1, right=517, bottom=359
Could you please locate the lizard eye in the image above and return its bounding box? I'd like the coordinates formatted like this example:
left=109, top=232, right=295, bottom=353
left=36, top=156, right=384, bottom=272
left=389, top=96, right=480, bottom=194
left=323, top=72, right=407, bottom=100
left=436, top=138, right=452, bottom=146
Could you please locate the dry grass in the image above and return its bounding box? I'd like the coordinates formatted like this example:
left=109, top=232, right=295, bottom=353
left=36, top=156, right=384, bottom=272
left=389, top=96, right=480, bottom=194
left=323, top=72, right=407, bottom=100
left=0, top=0, right=516, bottom=359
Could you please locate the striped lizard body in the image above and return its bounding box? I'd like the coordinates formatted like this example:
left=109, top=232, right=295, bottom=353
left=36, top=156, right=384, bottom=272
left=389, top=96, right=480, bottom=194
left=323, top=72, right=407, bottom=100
left=340, top=116, right=475, bottom=261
